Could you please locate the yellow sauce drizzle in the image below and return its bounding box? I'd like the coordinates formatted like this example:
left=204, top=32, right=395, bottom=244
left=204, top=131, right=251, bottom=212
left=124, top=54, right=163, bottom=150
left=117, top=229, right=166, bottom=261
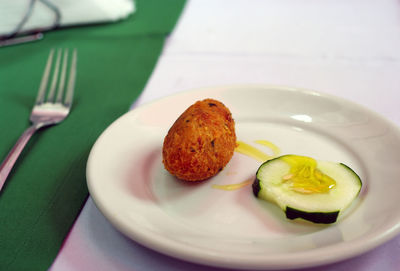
left=214, top=140, right=280, bottom=191
left=235, top=141, right=271, bottom=162
left=235, top=140, right=281, bottom=162
left=254, top=140, right=281, bottom=157
left=212, top=179, right=253, bottom=191
left=280, top=155, right=336, bottom=194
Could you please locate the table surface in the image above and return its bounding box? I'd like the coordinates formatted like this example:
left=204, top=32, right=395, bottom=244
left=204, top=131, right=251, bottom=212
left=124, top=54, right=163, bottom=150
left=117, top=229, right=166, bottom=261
left=51, top=0, right=400, bottom=270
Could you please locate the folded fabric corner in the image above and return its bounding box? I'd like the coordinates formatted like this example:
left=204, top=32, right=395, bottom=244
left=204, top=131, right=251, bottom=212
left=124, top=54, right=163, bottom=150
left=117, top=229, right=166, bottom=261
left=0, top=0, right=136, bottom=36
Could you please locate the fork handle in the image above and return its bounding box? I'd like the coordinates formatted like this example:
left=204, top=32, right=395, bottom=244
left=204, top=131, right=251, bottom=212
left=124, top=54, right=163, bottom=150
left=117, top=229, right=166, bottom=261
left=0, top=124, right=40, bottom=192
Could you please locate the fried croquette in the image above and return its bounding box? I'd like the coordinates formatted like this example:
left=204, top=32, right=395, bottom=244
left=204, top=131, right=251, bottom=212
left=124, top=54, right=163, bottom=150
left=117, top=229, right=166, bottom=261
left=162, top=98, right=236, bottom=181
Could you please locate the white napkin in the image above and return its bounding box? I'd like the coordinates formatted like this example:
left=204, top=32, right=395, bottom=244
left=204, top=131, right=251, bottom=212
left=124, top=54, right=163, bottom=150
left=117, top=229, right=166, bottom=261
left=0, top=0, right=135, bottom=36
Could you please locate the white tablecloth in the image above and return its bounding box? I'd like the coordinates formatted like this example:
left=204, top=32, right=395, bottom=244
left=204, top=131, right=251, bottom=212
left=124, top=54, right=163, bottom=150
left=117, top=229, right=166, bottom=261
left=51, top=0, right=400, bottom=270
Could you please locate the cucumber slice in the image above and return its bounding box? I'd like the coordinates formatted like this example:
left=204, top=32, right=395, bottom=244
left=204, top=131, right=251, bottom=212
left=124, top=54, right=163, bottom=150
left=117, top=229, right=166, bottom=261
left=253, top=155, right=362, bottom=224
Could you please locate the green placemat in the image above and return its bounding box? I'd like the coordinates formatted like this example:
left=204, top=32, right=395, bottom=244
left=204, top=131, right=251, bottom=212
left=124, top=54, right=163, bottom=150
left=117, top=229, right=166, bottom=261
left=0, top=0, right=186, bottom=270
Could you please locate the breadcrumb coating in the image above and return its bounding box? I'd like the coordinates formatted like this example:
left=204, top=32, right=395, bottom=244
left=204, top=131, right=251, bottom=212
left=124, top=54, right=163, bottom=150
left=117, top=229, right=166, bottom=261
left=162, top=98, right=236, bottom=181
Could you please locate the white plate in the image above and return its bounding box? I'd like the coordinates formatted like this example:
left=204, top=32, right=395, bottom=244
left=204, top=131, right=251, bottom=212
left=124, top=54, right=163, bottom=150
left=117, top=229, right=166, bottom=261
left=87, top=86, right=400, bottom=270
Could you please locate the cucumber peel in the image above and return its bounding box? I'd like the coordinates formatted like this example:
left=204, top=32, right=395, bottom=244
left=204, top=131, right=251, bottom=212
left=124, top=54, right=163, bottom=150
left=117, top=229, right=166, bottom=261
left=253, top=155, right=362, bottom=224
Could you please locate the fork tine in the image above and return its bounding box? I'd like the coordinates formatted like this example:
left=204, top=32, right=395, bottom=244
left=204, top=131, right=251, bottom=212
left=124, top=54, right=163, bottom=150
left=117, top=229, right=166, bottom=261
left=47, top=48, right=62, bottom=102
left=64, top=49, right=77, bottom=108
left=55, top=49, right=69, bottom=104
left=36, top=49, right=55, bottom=104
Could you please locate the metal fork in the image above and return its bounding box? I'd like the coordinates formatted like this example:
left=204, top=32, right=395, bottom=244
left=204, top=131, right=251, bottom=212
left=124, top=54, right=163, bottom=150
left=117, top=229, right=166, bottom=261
left=0, top=48, right=77, bottom=192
